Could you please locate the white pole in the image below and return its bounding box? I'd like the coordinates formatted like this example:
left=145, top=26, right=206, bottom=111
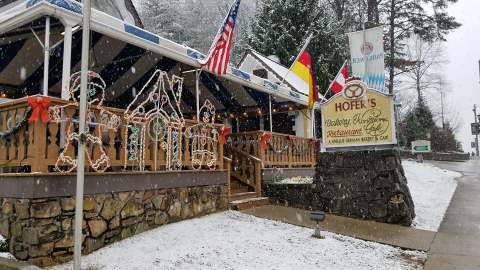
left=61, top=24, right=73, bottom=99
left=60, top=23, right=73, bottom=149
left=280, top=33, right=313, bottom=84
left=42, top=16, right=50, bottom=96
left=195, top=70, right=201, bottom=121
left=74, top=0, right=91, bottom=269
left=311, top=107, right=315, bottom=138
left=269, top=95, right=273, bottom=132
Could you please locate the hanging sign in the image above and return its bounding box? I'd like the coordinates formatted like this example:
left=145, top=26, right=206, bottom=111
left=347, top=26, right=385, bottom=93
left=321, top=80, right=396, bottom=150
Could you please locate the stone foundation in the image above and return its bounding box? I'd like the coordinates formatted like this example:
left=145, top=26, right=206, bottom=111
left=265, top=149, right=415, bottom=226
left=0, top=173, right=227, bottom=267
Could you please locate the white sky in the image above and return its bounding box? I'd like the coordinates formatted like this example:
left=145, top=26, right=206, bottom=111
left=444, top=0, right=480, bottom=151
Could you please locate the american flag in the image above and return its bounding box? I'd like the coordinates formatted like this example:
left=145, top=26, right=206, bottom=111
left=199, top=0, right=241, bottom=75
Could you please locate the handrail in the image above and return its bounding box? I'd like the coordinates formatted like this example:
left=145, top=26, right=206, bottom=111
left=228, top=147, right=262, bottom=163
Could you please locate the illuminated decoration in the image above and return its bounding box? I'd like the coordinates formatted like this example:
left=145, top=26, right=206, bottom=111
left=48, top=71, right=121, bottom=173
left=185, top=100, right=219, bottom=170
left=124, top=70, right=185, bottom=171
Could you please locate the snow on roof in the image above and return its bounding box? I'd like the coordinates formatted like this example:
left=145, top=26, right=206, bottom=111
left=250, top=51, right=309, bottom=95
left=250, top=51, right=325, bottom=101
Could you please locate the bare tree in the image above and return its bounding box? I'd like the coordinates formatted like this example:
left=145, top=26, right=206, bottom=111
left=397, top=36, right=446, bottom=102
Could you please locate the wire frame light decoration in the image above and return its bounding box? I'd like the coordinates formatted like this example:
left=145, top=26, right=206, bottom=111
left=185, top=99, right=219, bottom=170
left=123, top=70, right=185, bottom=171
left=49, top=71, right=121, bottom=172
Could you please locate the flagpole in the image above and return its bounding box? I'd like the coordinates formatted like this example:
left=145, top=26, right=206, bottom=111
left=74, top=0, right=91, bottom=269
left=280, top=33, right=313, bottom=84
left=322, top=60, right=348, bottom=98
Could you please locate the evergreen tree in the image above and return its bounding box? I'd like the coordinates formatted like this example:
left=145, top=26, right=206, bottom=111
left=249, top=0, right=348, bottom=92
left=431, top=123, right=462, bottom=152
left=403, top=100, right=435, bottom=147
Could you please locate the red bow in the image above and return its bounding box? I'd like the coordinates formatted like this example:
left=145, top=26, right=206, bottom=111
left=219, top=126, right=232, bottom=144
left=288, top=135, right=296, bottom=141
left=28, top=96, right=51, bottom=123
left=260, top=132, right=272, bottom=149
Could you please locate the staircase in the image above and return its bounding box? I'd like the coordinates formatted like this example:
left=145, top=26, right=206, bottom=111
left=228, top=174, right=269, bottom=211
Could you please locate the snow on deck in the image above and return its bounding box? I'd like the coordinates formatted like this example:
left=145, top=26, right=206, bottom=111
left=49, top=211, right=424, bottom=270
left=403, top=160, right=461, bottom=231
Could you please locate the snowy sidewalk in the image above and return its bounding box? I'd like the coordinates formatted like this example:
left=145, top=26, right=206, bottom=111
left=48, top=211, right=424, bottom=270
left=244, top=205, right=435, bottom=251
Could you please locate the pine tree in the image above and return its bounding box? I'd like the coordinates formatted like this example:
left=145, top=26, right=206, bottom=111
left=403, top=99, right=435, bottom=147
left=249, top=0, right=348, bottom=91
left=431, top=123, right=462, bottom=152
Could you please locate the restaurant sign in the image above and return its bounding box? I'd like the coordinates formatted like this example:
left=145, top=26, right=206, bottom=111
left=321, top=80, right=396, bottom=150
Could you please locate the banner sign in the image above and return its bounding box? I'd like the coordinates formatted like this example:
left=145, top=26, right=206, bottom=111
left=321, top=80, right=396, bottom=149
left=347, top=26, right=385, bottom=93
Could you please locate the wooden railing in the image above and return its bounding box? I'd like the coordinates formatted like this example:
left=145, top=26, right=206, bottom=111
left=0, top=97, right=224, bottom=173
left=225, top=147, right=262, bottom=197
left=228, top=131, right=315, bottom=168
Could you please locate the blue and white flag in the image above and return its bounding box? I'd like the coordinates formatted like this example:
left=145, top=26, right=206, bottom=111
left=347, top=26, right=386, bottom=93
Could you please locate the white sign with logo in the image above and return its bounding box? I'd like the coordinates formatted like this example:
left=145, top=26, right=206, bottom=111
left=347, top=26, right=385, bottom=93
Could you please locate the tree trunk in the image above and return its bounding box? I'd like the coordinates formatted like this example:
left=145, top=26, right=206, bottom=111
left=388, top=0, right=395, bottom=94
left=367, top=0, right=378, bottom=27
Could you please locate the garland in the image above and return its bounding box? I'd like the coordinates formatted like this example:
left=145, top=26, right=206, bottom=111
left=0, top=107, right=32, bottom=140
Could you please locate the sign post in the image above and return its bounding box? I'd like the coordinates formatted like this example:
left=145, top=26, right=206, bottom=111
left=411, top=140, right=431, bottom=163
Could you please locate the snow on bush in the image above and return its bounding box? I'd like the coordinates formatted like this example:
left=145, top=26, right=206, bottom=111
left=49, top=211, right=424, bottom=270
left=403, top=160, right=461, bottom=231
left=275, top=176, right=313, bottom=184
left=0, top=234, right=13, bottom=259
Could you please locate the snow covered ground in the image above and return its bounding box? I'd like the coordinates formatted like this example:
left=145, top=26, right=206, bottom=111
left=403, top=160, right=461, bottom=231
left=49, top=211, right=425, bottom=270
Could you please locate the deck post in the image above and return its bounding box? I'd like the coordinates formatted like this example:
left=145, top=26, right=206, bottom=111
left=60, top=21, right=74, bottom=148
left=269, top=95, right=273, bottom=132
left=42, top=16, right=50, bottom=96
left=61, top=23, right=73, bottom=99
left=195, top=70, right=201, bottom=121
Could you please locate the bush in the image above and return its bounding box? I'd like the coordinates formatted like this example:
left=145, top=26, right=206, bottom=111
left=0, top=235, right=7, bottom=252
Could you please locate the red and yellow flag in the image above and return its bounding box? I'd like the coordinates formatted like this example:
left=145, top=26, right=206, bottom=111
left=291, top=50, right=318, bottom=109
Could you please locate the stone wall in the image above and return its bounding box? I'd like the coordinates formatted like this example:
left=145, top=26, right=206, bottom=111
left=399, top=150, right=470, bottom=162
left=264, top=149, right=415, bottom=226
left=0, top=185, right=227, bottom=267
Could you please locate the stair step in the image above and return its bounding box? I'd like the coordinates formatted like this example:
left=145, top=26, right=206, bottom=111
left=229, top=197, right=269, bottom=211
left=230, top=191, right=257, bottom=201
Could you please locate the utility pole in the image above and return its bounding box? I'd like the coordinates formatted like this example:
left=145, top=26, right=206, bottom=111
left=474, top=104, right=479, bottom=156
left=439, top=79, right=445, bottom=129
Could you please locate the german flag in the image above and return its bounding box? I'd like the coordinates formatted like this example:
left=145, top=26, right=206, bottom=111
left=291, top=50, right=318, bottom=109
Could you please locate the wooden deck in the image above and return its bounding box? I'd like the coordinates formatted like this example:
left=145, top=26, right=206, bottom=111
left=0, top=97, right=317, bottom=208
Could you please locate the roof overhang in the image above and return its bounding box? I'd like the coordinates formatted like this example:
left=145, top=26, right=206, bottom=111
left=0, top=0, right=310, bottom=107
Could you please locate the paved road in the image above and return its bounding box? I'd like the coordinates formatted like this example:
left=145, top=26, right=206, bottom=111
left=424, top=160, right=480, bottom=270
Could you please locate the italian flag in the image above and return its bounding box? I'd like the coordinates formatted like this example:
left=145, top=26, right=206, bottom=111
left=291, top=50, right=319, bottom=109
